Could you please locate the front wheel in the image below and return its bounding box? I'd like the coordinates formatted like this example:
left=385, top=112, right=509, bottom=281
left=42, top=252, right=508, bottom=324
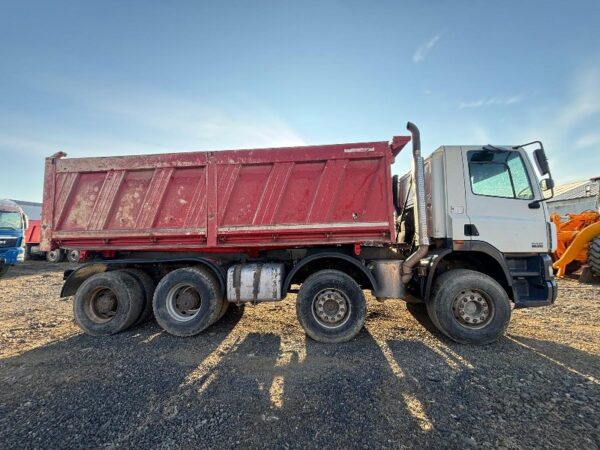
left=589, top=236, right=600, bottom=276
left=296, top=270, right=366, bottom=343
left=427, top=269, right=511, bottom=344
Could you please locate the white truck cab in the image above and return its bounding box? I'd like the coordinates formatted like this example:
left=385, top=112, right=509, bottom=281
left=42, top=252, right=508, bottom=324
left=396, top=132, right=557, bottom=337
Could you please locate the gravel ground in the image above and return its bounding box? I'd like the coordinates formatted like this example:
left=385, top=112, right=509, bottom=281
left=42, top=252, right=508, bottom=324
left=1, top=261, right=599, bottom=449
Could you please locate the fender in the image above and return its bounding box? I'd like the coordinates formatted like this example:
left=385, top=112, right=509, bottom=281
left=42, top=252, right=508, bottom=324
left=421, top=248, right=453, bottom=301
left=60, top=257, right=226, bottom=298
left=423, top=241, right=514, bottom=301
left=282, top=252, right=378, bottom=293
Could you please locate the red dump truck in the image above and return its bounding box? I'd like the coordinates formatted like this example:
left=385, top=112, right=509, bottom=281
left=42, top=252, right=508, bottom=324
left=42, top=123, right=557, bottom=343
left=24, top=219, right=80, bottom=262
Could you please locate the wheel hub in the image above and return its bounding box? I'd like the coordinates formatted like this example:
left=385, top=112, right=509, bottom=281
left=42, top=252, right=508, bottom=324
left=88, top=288, right=118, bottom=323
left=96, top=292, right=117, bottom=314
left=167, top=284, right=202, bottom=321
left=313, top=289, right=350, bottom=327
left=176, top=289, right=200, bottom=311
left=452, top=289, right=492, bottom=327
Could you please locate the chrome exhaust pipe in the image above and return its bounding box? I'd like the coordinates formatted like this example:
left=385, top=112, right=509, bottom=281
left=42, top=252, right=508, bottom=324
left=401, top=122, right=430, bottom=284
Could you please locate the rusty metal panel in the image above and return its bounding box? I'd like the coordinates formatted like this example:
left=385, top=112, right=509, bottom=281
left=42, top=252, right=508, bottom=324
left=41, top=137, right=410, bottom=252
left=25, top=219, right=41, bottom=245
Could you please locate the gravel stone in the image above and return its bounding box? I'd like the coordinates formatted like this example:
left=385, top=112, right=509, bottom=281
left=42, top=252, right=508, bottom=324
left=0, top=261, right=599, bottom=449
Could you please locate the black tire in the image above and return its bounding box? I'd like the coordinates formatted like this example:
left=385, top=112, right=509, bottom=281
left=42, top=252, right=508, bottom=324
left=296, top=269, right=366, bottom=343
left=153, top=267, right=223, bottom=336
left=67, top=249, right=81, bottom=263
left=406, top=302, right=427, bottom=314
left=121, top=268, right=156, bottom=325
left=195, top=267, right=226, bottom=325
left=46, top=249, right=64, bottom=263
left=590, top=236, right=600, bottom=276
left=427, top=269, right=511, bottom=344
left=0, top=264, right=9, bottom=277
left=73, top=271, right=144, bottom=335
left=216, top=299, right=230, bottom=322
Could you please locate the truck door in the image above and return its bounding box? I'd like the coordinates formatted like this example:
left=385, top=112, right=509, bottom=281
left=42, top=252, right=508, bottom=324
left=462, top=146, right=548, bottom=253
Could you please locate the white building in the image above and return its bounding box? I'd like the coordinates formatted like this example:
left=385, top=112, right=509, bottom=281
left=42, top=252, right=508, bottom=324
left=11, top=200, right=42, bottom=220
left=547, top=177, right=599, bottom=216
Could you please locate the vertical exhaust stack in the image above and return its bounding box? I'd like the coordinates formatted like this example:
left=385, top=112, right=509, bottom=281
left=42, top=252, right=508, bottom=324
left=401, top=122, right=431, bottom=284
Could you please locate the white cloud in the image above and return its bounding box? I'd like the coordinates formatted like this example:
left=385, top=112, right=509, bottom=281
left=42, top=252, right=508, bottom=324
left=413, top=34, right=441, bottom=63
left=495, top=67, right=600, bottom=183
left=0, top=134, right=164, bottom=158
left=83, top=90, right=306, bottom=149
left=459, top=95, right=523, bottom=109
left=560, top=67, right=600, bottom=126
left=470, top=124, right=492, bottom=143
left=575, top=132, right=600, bottom=149
left=11, top=80, right=306, bottom=156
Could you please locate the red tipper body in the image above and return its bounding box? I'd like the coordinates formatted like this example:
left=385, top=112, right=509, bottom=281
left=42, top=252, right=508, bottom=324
left=40, top=137, right=410, bottom=253
left=25, top=219, right=42, bottom=245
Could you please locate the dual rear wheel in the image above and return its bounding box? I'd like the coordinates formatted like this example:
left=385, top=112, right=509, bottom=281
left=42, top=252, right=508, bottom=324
left=73, top=266, right=228, bottom=337
left=46, top=249, right=80, bottom=263
left=74, top=268, right=156, bottom=335
left=73, top=271, right=145, bottom=335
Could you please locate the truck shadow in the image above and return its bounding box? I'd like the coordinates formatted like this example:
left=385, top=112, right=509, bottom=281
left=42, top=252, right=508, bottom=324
left=1, top=306, right=598, bottom=449
left=1, top=260, right=73, bottom=279
left=404, top=300, right=600, bottom=382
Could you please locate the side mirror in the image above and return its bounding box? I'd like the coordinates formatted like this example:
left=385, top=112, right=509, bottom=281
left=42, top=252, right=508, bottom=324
left=534, top=148, right=550, bottom=175
left=23, top=214, right=29, bottom=230
left=540, top=178, right=554, bottom=191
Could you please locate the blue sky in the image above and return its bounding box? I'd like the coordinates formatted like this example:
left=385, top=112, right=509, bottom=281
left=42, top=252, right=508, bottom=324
left=1, top=0, right=599, bottom=201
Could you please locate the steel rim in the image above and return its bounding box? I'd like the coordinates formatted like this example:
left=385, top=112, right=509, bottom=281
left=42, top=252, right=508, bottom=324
left=85, top=287, right=118, bottom=324
left=166, top=283, right=202, bottom=322
left=311, top=288, right=351, bottom=329
left=452, top=289, right=494, bottom=329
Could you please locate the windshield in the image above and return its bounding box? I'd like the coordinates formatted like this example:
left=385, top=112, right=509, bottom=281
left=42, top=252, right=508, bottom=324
left=0, top=211, right=22, bottom=229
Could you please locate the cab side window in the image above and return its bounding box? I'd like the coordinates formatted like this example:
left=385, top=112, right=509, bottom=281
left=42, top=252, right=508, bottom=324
left=468, top=150, right=533, bottom=200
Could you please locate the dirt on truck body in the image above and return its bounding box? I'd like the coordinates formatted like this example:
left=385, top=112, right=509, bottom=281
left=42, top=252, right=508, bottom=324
left=40, top=123, right=558, bottom=345
left=0, top=261, right=598, bottom=448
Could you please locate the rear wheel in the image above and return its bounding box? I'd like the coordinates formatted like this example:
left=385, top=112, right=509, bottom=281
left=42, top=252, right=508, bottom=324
left=296, top=270, right=366, bottom=343
left=590, top=236, right=600, bottom=276
left=195, top=268, right=226, bottom=325
left=153, top=267, right=223, bottom=336
left=121, top=268, right=156, bottom=325
left=216, top=299, right=230, bottom=322
left=67, top=249, right=81, bottom=263
left=73, top=271, right=144, bottom=335
left=427, top=269, right=511, bottom=344
left=46, top=249, right=64, bottom=263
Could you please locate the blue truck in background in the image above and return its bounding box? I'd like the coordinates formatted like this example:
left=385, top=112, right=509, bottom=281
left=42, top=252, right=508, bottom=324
left=0, top=199, right=28, bottom=277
